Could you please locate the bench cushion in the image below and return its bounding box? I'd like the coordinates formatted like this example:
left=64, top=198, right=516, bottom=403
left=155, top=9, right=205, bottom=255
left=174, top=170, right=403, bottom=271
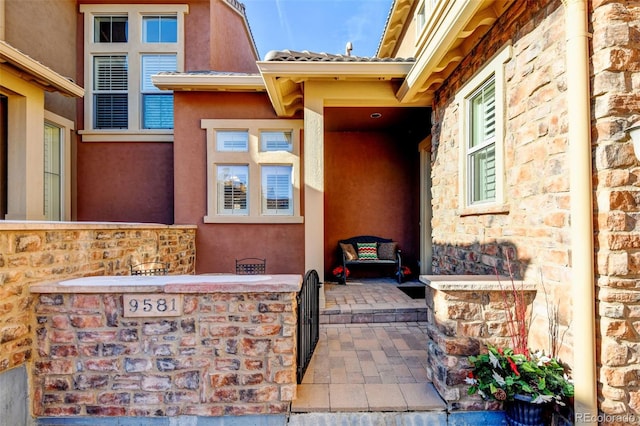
left=357, top=242, right=378, bottom=260
left=378, top=242, right=398, bottom=260
left=340, top=243, right=358, bottom=261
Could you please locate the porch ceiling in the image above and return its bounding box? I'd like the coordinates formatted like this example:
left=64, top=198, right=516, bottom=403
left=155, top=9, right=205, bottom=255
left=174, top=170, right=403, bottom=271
left=324, top=106, right=430, bottom=135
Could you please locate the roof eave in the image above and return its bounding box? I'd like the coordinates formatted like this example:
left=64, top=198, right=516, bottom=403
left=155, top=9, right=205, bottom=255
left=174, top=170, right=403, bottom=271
left=0, top=41, right=84, bottom=98
left=152, top=74, right=266, bottom=92
left=256, top=60, right=414, bottom=79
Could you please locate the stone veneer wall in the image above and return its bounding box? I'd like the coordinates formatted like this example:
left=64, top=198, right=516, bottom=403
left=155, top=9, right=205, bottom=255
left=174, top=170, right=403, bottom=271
left=429, top=0, right=572, bottom=365
left=591, top=0, right=640, bottom=419
left=0, top=222, right=196, bottom=380
left=32, top=288, right=297, bottom=417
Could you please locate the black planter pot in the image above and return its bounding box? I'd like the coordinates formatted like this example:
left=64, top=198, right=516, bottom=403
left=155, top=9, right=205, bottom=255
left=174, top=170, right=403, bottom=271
left=504, top=394, right=547, bottom=426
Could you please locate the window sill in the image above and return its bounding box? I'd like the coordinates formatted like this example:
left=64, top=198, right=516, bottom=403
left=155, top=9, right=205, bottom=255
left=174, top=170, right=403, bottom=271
left=79, top=130, right=174, bottom=142
left=459, top=203, right=509, bottom=217
left=204, top=215, right=304, bottom=224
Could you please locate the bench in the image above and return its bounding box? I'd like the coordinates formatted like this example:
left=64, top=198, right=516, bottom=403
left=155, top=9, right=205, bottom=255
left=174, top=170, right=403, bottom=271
left=337, top=235, right=404, bottom=284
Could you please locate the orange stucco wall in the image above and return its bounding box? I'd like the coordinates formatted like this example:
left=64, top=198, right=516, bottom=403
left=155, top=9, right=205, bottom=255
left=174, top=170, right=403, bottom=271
left=76, top=0, right=258, bottom=224
left=173, top=91, right=305, bottom=274
left=324, top=131, right=420, bottom=279
left=76, top=142, right=175, bottom=223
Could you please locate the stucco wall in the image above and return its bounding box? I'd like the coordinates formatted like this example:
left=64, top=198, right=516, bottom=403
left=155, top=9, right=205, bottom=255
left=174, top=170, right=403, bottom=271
left=430, top=0, right=571, bottom=358
left=76, top=142, right=175, bottom=224
left=5, top=0, right=77, bottom=120
left=173, top=91, right=305, bottom=274
left=324, top=131, right=420, bottom=280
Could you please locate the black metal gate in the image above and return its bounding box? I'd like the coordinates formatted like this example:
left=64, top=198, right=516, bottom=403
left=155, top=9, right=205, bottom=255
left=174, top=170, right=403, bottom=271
left=296, top=269, right=320, bottom=383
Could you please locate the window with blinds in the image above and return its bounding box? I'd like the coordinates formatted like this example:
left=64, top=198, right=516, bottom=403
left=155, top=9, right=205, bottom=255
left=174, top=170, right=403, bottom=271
left=261, top=131, right=292, bottom=152
left=262, top=166, right=292, bottom=215
left=94, top=55, right=128, bottom=129
left=217, top=165, right=248, bottom=215
left=216, top=130, right=249, bottom=152
left=468, top=77, right=496, bottom=204
left=141, top=54, right=176, bottom=129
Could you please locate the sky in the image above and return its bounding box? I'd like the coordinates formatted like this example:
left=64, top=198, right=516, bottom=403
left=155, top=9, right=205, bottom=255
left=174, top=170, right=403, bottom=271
left=242, top=0, right=394, bottom=60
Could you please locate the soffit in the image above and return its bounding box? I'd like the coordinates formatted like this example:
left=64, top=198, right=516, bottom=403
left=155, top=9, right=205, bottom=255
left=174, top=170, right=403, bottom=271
left=0, top=41, right=84, bottom=97
left=397, top=0, right=515, bottom=104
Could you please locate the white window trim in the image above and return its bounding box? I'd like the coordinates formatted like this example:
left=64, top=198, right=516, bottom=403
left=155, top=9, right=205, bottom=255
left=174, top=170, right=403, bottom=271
left=44, top=110, right=74, bottom=221
left=201, top=119, right=303, bottom=224
left=455, top=44, right=511, bottom=215
left=79, top=4, right=188, bottom=142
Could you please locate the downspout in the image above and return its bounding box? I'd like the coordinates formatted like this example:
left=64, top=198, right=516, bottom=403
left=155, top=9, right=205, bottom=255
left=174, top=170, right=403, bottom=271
left=564, top=0, right=598, bottom=423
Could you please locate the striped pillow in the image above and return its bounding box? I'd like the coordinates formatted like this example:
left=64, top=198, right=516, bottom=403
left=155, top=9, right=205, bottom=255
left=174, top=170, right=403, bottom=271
left=357, top=242, right=378, bottom=260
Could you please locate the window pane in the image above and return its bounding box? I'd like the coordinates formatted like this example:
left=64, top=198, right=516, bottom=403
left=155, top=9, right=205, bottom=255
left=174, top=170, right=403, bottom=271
left=217, top=165, right=248, bottom=215
left=143, top=16, right=177, bottom=43
left=141, top=55, right=176, bottom=92
left=44, top=123, right=62, bottom=221
left=95, top=16, right=127, bottom=43
left=470, top=145, right=496, bottom=203
left=262, top=165, right=292, bottom=215
left=94, top=56, right=128, bottom=91
left=143, top=95, right=173, bottom=129
left=261, top=131, right=292, bottom=152
left=468, top=77, right=496, bottom=204
left=141, top=55, right=176, bottom=129
left=216, top=131, right=248, bottom=152
left=470, top=79, right=496, bottom=148
left=95, top=94, right=128, bottom=128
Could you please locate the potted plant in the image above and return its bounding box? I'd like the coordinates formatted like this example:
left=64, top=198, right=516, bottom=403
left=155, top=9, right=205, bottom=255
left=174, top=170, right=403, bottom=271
left=467, top=345, right=574, bottom=425
left=466, top=261, right=575, bottom=426
left=332, top=265, right=349, bottom=283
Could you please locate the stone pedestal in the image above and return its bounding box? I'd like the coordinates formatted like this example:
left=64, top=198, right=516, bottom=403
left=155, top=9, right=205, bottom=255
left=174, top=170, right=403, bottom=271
left=420, top=275, right=537, bottom=410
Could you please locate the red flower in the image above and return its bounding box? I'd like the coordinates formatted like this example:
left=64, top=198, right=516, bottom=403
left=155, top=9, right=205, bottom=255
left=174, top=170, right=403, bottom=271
left=332, top=266, right=350, bottom=277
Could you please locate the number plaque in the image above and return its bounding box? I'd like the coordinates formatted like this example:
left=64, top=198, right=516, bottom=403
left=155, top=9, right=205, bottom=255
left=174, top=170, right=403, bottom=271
left=122, top=294, right=183, bottom=317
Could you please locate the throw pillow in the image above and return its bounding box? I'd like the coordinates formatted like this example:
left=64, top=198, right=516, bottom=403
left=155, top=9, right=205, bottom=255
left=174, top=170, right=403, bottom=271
left=357, top=242, right=378, bottom=260
left=378, top=242, right=398, bottom=260
left=340, top=243, right=358, bottom=261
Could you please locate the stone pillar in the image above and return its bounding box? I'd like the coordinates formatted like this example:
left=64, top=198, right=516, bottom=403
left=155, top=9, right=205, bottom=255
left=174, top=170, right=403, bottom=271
left=421, top=275, right=537, bottom=410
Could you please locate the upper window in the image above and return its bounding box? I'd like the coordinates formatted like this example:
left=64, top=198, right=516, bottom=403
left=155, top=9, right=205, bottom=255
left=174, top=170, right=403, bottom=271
left=468, top=78, right=496, bottom=204
left=456, top=45, right=512, bottom=212
left=95, top=16, right=127, bottom=42
left=143, top=16, right=177, bottom=43
left=80, top=5, right=188, bottom=141
left=202, top=119, right=303, bottom=224
left=416, top=2, right=426, bottom=33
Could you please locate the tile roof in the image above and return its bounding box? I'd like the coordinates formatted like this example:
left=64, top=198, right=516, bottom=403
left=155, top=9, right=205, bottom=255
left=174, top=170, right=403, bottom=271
left=263, top=49, right=414, bottom=63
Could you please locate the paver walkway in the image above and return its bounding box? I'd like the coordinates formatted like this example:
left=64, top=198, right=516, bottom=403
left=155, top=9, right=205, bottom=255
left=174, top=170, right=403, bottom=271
left=291, top=279, right=446, bottom=414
